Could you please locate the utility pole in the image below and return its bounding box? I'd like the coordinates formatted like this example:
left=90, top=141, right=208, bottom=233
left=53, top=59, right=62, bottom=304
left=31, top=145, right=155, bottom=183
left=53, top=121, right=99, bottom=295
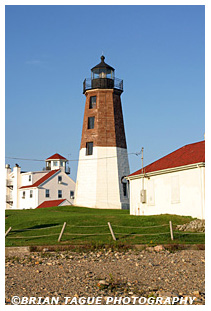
left=140, top=147, right=146, bottom=204
left=141, top=147, right=144, bottom=174
left=141, top=147, right=144, bottom=191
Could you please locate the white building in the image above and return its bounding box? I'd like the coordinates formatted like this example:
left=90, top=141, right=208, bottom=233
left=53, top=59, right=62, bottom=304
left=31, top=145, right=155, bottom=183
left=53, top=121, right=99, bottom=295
left=127, top=141, right=205, bottom=219
left=5, top=153, right=75, bottom=209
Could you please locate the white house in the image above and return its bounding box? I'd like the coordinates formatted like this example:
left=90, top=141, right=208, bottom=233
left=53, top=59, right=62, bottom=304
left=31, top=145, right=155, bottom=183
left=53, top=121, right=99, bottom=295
left=126, top=141, right=205, bottom=219
left=5, top=153, right=76, bottom=209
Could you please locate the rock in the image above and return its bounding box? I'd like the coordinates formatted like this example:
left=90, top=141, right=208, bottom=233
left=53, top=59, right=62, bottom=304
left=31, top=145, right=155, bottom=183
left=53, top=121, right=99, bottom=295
left=193, top=290, right=200, bottom=296
left=97, top=280, right=109, bottom=288
left=154, top=245, right=165, bottom=252
left=98, top=280, right=107, bottom=285
left=176, top=219, right=205, bottom=232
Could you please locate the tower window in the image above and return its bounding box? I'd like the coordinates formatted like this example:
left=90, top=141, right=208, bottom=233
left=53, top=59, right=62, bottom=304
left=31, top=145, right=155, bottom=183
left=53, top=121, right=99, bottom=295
left=58, top=176, right=62, bottom=183
left=86, top=142, right=93, bottom=155
left=46, top=189, right=50, bottom=198
left=29, top=175, right=31, bottom=182
left=123, top=183, right=127, bottom=197
left=88, top=116, right=95, bottom=129
left=89, top=96, right=96, bottom=109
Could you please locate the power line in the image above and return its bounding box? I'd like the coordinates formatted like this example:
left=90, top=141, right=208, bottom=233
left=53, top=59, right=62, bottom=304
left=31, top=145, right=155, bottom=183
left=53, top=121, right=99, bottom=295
left=5, top=157, right=44, bottom=162
left=5, top=151, right=142, bottom=163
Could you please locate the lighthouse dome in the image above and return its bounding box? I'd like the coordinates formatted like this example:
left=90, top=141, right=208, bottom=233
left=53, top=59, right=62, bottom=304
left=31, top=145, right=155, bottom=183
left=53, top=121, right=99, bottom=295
left=91, top=55, right=115, bottom=79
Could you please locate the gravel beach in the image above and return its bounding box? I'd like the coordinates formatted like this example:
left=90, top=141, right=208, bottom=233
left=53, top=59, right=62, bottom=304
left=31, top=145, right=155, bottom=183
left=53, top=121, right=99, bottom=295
left=5, top=248, right=205, bottom=305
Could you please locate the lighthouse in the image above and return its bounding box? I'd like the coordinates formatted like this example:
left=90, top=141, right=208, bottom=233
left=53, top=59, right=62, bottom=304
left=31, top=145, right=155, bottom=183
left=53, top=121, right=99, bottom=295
left=74, top=56, right=130, bottom=209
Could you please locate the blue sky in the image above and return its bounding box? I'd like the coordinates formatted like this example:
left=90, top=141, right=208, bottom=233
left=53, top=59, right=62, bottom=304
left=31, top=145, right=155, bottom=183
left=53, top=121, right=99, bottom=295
left=5, top=5, right=205, bottom=181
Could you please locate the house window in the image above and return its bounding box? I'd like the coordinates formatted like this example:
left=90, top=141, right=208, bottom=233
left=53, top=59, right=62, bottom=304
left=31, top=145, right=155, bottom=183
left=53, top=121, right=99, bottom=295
left=30, top=190, right=33, bottom=198
left=88, top=116, right=95, bottom=129
left=53, top=161, right=58, bottom=166
left=58, top=176, right=62, bottom=183
left=22, top=191, right=25, bottom=199
left=58, top=190, right=62, bottom=198
left=86, top=142, right=93, bottom=155
left=89, top=96, right=96, bottom=109
left=29, top=175, right=31, bottom=182
left=148, top=180, right=155, bottom=205
left=46, top=189, right=50, bottom=198
left=70, top=191, right=74, bottom=199
left=171, top=175, right=180, bottom=203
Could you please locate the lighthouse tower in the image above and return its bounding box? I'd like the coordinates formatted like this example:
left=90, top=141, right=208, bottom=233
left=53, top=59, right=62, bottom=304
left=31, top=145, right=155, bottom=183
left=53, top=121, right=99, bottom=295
left=74, top=56, right=130, bottom=209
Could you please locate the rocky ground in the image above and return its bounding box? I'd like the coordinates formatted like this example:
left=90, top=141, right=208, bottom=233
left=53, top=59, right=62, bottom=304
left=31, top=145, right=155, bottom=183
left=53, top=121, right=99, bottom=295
left=5, top=247, right=205, bottom=305
left=176, top=219, right=205, bottom=232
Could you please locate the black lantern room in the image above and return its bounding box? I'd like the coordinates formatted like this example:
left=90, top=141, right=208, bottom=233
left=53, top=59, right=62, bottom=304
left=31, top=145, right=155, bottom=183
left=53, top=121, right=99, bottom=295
left=91, top=55, right=115, bottom=79
left=83, top=55, right=123, bottom=93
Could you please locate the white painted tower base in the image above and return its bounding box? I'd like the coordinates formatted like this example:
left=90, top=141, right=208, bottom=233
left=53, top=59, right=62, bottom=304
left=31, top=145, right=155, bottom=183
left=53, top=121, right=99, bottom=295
left=74, top=147, right=130, bottom=209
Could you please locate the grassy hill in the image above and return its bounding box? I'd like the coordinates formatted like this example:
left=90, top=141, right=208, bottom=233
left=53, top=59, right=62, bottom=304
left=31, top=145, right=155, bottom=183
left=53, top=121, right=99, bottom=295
left=5, top=206, right=205, bottom=247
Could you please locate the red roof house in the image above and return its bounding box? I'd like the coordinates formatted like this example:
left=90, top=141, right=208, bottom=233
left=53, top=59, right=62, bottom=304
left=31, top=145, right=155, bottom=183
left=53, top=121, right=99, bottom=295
left=127, top=141, right=205, bottom=219
left=129, top=140, right=205, bottom=177
left=46, top=153, right=67, bottom=161
left=6, top=153, right=76, bottom=210
left=20, top=170, right=60, bottom=189
left=36, top=199, right=69, bottom=208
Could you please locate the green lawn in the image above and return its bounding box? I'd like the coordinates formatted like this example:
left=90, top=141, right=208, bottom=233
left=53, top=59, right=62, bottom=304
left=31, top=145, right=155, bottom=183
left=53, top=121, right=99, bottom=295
left=5, top=206, right=205, bottom=247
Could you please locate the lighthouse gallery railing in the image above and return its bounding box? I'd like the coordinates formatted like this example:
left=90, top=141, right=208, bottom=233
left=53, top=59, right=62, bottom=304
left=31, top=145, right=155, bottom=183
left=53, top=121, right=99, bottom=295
left=83, top=77, right=123, bottom=93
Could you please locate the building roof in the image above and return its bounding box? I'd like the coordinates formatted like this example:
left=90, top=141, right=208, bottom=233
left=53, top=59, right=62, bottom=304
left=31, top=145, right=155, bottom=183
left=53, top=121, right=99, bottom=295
left=46, top=153, right=67, bottom=161
left=36, top=199, right=66, bottom=209
left=129, top=140, right=205, bottom=177
left=20, top=169, right=60, bottom=189
left=91, top=55, right=115, bottom=72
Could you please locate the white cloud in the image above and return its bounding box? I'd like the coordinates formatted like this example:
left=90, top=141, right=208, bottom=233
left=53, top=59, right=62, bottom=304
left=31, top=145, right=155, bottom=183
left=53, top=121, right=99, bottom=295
left=25, top=60, right=43, bottom=65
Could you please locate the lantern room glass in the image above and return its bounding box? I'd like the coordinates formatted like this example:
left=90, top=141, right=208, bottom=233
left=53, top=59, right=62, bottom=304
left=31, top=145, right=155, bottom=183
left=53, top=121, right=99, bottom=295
left=91, top=68, right=114, bottom=80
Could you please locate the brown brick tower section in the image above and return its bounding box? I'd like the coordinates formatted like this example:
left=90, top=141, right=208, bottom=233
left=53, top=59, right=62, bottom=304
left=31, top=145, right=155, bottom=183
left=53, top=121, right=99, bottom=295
left=80, top=89, right=127, bottom=150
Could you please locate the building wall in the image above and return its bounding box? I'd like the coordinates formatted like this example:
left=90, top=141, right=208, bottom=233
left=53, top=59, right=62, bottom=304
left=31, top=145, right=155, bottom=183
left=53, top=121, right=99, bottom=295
left=10, top=167, right=21, bottom=209
left=21, top=171, right=47, bottom=187
left=37, top=171, right=75, bottom=206
left=5, top=166, right=13, bottom=209
left=74, top=147, right=98, bottom=208
left=129, top=166, right=205, bottom=219
left=74, top=146, right=129, bottom=209
left=19, top=188, right=38, bottom=209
